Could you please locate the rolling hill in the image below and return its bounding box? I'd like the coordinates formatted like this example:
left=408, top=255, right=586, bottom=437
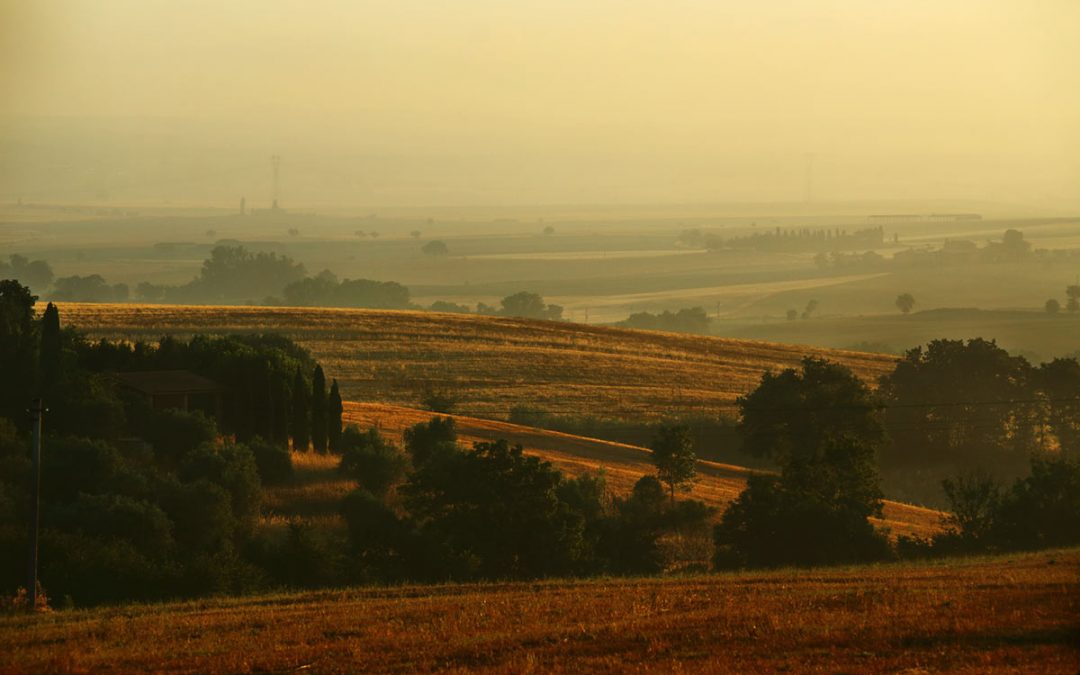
left=56, top=303, right=897, bottom=420
left=53, top=303, right=937, bottom=537
left=258, top=402, right=944, bottom=541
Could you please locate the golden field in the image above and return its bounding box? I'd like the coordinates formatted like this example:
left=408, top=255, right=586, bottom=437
left=3, top=548, right=1076, bottom=673
left=55, top=302, right=897, bottom=420
left=53, top=302, right=938, bottom=538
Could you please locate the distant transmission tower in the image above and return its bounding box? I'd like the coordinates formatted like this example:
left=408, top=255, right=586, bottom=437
left=271, top=155, right=281, bottom=210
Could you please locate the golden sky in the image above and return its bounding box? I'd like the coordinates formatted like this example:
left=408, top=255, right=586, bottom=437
left=2, top=0, right=1078, bottom=207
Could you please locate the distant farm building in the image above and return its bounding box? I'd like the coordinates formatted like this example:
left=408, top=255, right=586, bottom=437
left=116, top=370, right=222, bottom=418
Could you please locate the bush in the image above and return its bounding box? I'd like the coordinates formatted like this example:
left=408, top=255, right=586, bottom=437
left=39, top=531, right=171, bottom=605
left=338, top=427, right=409, bottom=498
left=992, top=456, right=1080, bottom=550
left=135, top=408, right=218, bottom=466
left=401, top=440, right=586, bottom=579
left=420, top=389, right=458, bottom=414
left=340, top=489, right=413, bottom=581
left=41, top=436, right=124, bottom=503
left=403, top=416, right=457, bottom=466
left=160, top=478, right=237, bottom=555
left=602, top=476, right=668, bottom=574
left=713, top=473, right=891, bottom=568
left=179, top=442, right=262, bottom=537
left=248, top=436, right=293, bottom=485
left=50, top=493, right=174, bottom=558
left=249, top=520, right=343, bottom=589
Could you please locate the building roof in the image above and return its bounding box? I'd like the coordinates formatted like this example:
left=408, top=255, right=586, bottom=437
left=115, top=370, right=221, bottom=395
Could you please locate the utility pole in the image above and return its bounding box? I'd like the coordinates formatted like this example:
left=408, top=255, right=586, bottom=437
left=26, top=398, right=44, bottom=613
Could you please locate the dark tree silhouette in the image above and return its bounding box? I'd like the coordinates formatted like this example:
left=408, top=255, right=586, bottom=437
left=879, top=339, right=1035, bottom=473
left=328, top=379, right=343, bottom=453
left=0, top=280, right=38, bottom=421
left=271, top=373, right=290, bottom=447
left=739, top=357, right=885, bottom=463
left=649, top=424, right=697, bottom=502
left=337, top=427, right=409, bottom=498
left=895, top=293, right=915, bottom=314
left=715, top=358, right=889, bottom=567
left=39, top=301, right=61, bottom=393
left=403, top=416, right=457, bottom=466
left=310, top=365, right=328, bottom=453
left=290, top=367, right=310, bottom=451
left=498, top=292, right=563, bottom=320
left=1066, top=285, right=1080, bottom=312
left=401, top=439, right=585, bottom=578
left=421, top=240, right=449, bottom=256
left=1038, top=358, right=1080, bottom=457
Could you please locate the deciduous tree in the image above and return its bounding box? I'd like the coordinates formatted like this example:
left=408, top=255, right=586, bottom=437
left=649, top=424, right=697, bottom=502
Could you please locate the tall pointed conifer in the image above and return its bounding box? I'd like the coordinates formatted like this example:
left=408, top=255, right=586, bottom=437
left=310, top=365, right=327, bottom=454
left=290, top=366, right=310, bottom=451
left=328, top=379, right=343, bottom=453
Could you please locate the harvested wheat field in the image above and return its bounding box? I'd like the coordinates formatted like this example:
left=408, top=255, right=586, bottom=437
left=3, top=548, right=1077, bottom=673
left=338, top=402, right=943, bottom=540
left=56, top=303, right=896, bottom=420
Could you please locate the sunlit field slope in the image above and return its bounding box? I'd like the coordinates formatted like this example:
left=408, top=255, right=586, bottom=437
left=57, top=303, right=896, bottom=420
left=340, top=403, right=943, bottom=540
left=4, top=549, right=1076, bottom=673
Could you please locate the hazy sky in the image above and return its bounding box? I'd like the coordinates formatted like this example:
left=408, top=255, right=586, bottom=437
left=2, top=0, right=1078, bottom=208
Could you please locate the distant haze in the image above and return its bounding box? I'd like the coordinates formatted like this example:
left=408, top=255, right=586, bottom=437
left=1, top=0, right=1078, bottom=209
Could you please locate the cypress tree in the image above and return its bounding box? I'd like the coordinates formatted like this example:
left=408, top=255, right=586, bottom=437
left=290, top=367, right=310, bottom=452
left=39, top=301, right=61, bottom=394
left=328, top=378, right=343, bottom=453
left=311, top=365, right=327, bottom=454
left=272, top=374, right=290, bottom=448
left=252, top=360, right=273, bottom=440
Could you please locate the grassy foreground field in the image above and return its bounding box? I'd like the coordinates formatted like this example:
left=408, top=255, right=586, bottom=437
left=3, top=549, right=1077, bottom=673
left=56, top=302, right=895, bottom=420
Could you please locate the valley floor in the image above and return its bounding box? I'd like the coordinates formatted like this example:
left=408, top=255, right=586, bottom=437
left=3, top=548, right=1077, bottom=673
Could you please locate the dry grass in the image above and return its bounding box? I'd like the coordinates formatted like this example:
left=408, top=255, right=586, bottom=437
left=261, top=451, right=353, bottom=520
left=55, top=302, right=896, bottom=421
left=341, top=402, right=944, bottom=541
left=3, top=549, right=1077, bottom=673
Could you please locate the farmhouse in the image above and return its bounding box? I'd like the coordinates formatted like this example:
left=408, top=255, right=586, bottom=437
left=115, top=369, right=222, bottom=418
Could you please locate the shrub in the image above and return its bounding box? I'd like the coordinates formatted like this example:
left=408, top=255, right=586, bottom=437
left=403, top=416, right=457, bottom=466
left=41, top=436, right=124, bottom=503
left=993, top=456, right=1080, bottom=550
left=339, top=427, right=409, bottom=498
left=136, top=408, right=218, bottom=465
left=248, top=436, right=293, bottom=485
left=160, top=478, right=238, bottom=555
left=179, top=442, right=262, bottom=536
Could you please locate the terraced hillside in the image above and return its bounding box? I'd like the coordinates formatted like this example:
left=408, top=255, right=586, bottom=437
left=57, top=303, right=896, bottom=420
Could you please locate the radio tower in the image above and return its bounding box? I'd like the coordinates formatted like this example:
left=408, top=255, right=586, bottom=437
left=803, top=152, right=815, bottom=204
left=271, top=155, right=281, bottom=210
